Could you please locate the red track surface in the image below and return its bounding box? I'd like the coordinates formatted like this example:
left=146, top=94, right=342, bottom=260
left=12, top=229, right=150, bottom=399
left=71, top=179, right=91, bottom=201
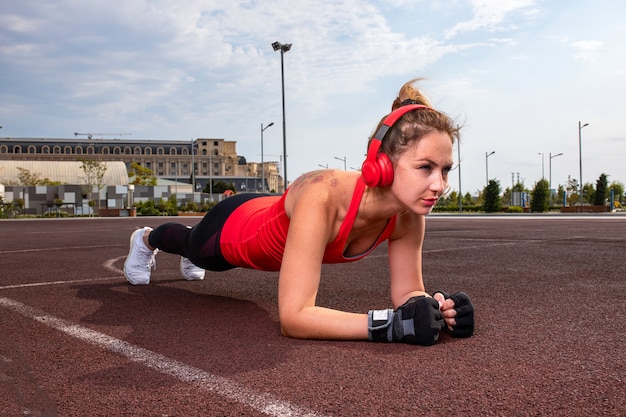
left=0, top=215, right=624, bottom=416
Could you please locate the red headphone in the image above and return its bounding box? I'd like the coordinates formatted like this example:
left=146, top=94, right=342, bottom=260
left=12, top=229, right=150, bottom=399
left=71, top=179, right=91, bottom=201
left=361, top=104, right=429, bottom=187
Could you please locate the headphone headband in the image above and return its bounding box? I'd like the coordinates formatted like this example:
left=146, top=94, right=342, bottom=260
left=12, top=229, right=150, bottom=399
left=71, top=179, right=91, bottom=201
left=373, top=104, right=430, bottom=141
left=361, top=103, right=430, bottom=188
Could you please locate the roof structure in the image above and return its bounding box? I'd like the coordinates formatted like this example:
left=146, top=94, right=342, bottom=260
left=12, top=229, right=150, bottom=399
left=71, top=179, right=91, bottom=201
left=0, top=161, right=129, bottom=186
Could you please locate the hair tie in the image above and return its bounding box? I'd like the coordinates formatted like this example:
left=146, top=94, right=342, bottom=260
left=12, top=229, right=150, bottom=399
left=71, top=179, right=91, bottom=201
left=399, top=99, right=419, bottom=106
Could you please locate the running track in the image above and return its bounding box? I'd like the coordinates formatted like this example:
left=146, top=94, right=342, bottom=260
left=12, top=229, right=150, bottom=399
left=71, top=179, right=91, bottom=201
left=0, top=215, right=624, bottom=416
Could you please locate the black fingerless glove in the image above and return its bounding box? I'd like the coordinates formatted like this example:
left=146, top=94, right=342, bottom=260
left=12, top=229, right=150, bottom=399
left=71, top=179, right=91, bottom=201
left=433, top=291, right=475, bottom=338
left=368, top=296, right=444, bottom=346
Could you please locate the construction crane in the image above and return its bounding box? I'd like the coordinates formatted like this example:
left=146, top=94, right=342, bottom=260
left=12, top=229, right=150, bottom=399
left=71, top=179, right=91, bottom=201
left=74, top=132, right=132, bottom=140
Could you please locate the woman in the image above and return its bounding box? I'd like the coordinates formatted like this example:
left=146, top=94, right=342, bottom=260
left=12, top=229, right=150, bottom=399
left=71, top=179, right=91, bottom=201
left=124, top=79, right=474, bottom=346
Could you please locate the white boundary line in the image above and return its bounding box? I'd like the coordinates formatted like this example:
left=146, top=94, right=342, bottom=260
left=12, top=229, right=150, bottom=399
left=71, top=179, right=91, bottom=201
left=0, top=297, right=325, bottom=417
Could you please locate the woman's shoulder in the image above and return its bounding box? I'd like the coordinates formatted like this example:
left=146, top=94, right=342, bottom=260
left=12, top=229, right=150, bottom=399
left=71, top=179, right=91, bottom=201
left=285, top=170, right=359, bottom=213
left=289, top=170, right=358, bottom=195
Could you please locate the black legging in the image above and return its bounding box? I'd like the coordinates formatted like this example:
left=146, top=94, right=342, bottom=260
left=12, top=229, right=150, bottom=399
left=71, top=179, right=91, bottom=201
left=148, top=194, right=268, bottom=271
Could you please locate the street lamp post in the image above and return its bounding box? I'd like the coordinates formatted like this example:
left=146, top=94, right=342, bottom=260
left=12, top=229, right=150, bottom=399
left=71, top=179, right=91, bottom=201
left=334, top=155, right=347, bottom=170
left=485, top=151, right=495, bottom=186
left=272, top=41, right=292, bottom=191
left=209, top=151, right=213, bottom=201
left=458, top=138, right=462, bottom=212
left=190, top=139, right=196, bottom=202
left=261, top=122, right=274, bottom=193
left=578, top=121, right=589, bottom=208
left=549, top=152, right=563, bottom=205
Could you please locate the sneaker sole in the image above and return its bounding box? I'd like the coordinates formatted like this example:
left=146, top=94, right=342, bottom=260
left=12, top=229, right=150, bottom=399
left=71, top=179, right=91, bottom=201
left=124, top=228, right=150, bottom=285
left=180, top=258, right=205, bottom=281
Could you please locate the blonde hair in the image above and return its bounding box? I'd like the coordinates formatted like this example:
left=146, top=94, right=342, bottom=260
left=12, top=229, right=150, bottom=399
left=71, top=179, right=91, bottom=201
left=373, top=78, right=459, bottom=162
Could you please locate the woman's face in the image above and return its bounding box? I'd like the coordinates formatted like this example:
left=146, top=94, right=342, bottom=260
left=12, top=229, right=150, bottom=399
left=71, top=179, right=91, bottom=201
left=390, top=131, right=454, bottom=215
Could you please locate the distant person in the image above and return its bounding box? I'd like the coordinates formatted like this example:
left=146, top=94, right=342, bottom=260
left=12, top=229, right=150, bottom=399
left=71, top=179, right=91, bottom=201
left=124, top=78, right=474, bottom=346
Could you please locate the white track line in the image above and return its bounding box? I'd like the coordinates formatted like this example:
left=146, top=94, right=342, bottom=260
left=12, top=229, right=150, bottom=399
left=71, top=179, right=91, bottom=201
left=0, top=297, right=325, bottom=417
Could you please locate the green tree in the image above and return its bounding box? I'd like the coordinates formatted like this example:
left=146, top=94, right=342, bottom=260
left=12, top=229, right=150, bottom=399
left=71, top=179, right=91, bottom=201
left=530, top=178, right=550, bottom=212
left=447, top=191, right=459, bottom=207
left=463, top=192, right=473, bottom=206
left=79, top=158, right=108, bottom=214
left=482, top=179, right=502, bottom=213
left=566, top=175, right=580, bottom=206
left=128, top=162, right=157, bottom=185
left=593, top=173, right=609, bottom=206
left=16, top=167, right=59, bottom=186
left=206, top=180, right=235, bottom=194
left=609, top=181, right=624, bottom=204
left=582, top=182, right=595, bottom=205
left=556, top=184, right=566, bottom=206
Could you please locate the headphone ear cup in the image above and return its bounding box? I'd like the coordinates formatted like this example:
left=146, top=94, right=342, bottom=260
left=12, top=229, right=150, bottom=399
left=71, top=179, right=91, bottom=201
left=361, top=158, right=379, bottom=188
left=361, top=153, right=394, bottom=188
left=376, top=153, right=394, bottom=187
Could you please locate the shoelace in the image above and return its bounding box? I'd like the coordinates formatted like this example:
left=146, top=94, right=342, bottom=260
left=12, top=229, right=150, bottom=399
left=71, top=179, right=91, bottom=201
left=147, top=248, right=159, bottom=270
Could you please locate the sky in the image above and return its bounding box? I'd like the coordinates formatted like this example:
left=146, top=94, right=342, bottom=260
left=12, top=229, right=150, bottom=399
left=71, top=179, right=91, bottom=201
left=1, top=0, right=625, bottom=195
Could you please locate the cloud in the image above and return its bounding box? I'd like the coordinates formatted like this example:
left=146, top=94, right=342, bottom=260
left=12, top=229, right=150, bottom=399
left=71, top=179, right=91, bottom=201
left=571, top=40, right=603, bottom=62
left=444, top=0, right=537, bottom=39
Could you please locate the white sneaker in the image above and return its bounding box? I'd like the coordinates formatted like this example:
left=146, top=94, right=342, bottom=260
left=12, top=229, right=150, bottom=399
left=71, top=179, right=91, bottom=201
left=124, top=227, right=158, bottom=285
left=180, top=257, right=205, bottom=281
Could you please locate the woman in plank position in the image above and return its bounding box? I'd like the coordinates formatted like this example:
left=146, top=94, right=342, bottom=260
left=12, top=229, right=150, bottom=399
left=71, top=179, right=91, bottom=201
left=124, top=79, right=474, bottom=346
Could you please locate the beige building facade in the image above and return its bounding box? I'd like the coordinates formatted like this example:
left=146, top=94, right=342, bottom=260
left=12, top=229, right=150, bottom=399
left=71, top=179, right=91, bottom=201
left=0, top=137, right=284, bottom=193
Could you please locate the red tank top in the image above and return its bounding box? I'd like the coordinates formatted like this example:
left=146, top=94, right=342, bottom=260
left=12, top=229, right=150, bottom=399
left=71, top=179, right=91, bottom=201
left=220, top=177, right=396, bottom=271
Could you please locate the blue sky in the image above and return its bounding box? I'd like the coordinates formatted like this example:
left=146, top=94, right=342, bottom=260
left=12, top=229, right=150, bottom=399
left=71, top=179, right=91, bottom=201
left=1, top=0, right=625, bottom=195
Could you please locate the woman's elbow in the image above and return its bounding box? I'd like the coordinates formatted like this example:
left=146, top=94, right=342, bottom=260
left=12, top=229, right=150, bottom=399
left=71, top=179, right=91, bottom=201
left=278, top=311, right=309, bottom=339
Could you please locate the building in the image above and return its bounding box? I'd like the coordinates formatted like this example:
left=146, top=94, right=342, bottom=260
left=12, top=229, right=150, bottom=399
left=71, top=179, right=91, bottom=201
left=0, top=137, right=284, bottom=193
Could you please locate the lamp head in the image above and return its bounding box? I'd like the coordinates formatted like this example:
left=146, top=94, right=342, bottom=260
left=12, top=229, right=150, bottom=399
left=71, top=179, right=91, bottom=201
left=272, top=42, right=292, bottom=52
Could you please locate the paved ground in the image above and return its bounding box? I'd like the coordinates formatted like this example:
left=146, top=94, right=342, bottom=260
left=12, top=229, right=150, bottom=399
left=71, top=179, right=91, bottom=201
left=0, top=214, right=624, bottom=416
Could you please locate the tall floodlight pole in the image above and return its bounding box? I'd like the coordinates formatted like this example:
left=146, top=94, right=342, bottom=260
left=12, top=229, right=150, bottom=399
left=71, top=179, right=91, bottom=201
left=549, top=152, right=563, bottom=205
left=334, top=156, right=347, bottom=170
left=578, top=121, right=589, bottom=208
left=209, top=151, right=213, bottom=201
left=190, top=139, right=195, bottom=202
left=272, top=41, right=292, bottom=191
left=458, top=138, right=462, bottom=212
left=261, top=122, right=274, bottom=193
left=485, top=151, right=495, bottom=186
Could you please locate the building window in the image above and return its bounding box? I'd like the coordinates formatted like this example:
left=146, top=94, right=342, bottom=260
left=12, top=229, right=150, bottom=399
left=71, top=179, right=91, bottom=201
left=113, top=147, right=121, bottom=154
left=102, top=147, right=110, bottom=154
left=157, top=147, right=164, bottom=155
left=169, top=147, right=176, bottom=155
left=75, top=146, right=83, bottom=154
left=0, top=145, right=7, bottom=153
left=124, top=147, right=132, bottom=155
left=134, top=147, right=142, bottom=154
left=64, top=146, right=73, bottom=154
left=42, top=146, right=50, bottom=154
left=13, top=145, right=22, bottom=153
left=145, top=147, right=152, bottom=155
left=86, top=146, right=95, bottom=154
left=28, top=145, right=36, bottom=154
